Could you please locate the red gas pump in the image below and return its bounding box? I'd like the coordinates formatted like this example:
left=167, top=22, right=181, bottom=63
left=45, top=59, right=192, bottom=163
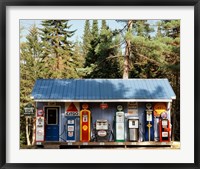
left=80, top=103, right=91, bottom=142
left=159, top=112, right=170, bottom=142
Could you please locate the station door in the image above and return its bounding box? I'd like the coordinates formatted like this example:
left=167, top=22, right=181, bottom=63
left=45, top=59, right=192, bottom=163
left=45, top=107, right=59, bottom=141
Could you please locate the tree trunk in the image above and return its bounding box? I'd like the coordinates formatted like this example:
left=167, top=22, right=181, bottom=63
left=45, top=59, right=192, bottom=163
left=25, top=117, right=31, bottom=145
left=31, top=118, right=36, bottom=145
left=123, top=20, right=132, bottom=79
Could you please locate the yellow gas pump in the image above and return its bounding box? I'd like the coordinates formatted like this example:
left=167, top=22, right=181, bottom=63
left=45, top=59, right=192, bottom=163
left=80, top=103, right=91, bottom=142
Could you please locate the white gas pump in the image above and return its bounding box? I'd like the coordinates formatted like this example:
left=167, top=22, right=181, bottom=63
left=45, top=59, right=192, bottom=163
left=35, top=109, right=45, bottom=145
left=115, top=105, right=125, bottom=142
left=128, top=117, right=139, bottom=142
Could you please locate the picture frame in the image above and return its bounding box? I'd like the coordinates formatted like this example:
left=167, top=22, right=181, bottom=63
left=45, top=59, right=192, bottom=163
left=0, top=0, right=199, bottom=168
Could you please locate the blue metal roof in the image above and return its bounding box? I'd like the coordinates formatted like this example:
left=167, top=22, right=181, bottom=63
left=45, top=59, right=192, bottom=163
left=31, top=79, right=176, bottom=101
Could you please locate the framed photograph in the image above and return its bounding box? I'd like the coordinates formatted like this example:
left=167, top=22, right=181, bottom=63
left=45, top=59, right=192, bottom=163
left=1, top=0, right=200, bottom=169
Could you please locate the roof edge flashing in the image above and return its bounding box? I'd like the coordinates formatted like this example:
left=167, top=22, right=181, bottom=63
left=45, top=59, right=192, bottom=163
left=33, top=99, right=173, bottom=103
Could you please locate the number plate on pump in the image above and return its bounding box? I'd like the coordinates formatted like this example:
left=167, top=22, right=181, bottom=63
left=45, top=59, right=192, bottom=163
left=83, top=115, right=88, bottom=122
left=97, top=130, right=107, bottom=137
left=162, top=132, right=168, bottom=137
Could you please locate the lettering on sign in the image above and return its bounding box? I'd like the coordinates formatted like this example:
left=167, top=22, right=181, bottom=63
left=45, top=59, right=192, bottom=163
left=66, top=102, right=79, bottom=116
left=128, top=102, right=138, bottom=109
left=154, top=103, right=167, bottom=117
left=24, top=107, right=34, bottom=114
left=24, top=103, right=35, bottom=116
left=162, top=132, right=168, bottom=137
left=128, top=102, right=138, bottom=116
left=100, top=103, right=108, bottom=109
left=65, top=111, right=79, bottom=116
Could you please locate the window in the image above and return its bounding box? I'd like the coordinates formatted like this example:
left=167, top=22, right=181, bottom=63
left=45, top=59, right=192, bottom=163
left=46, top=108, right=58, bottom=125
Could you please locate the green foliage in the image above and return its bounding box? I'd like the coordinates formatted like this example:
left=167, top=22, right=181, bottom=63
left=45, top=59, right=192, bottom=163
left=40, top=20, right=79, bottom=78
left=20, top=19, right=180, bottom=143
left=91, top=20, right=99, bottom=39
left=20, top=25, right=42, bottom=145
left=128, top=20, right=180, bottom=140
left=84, top=20, right=121, bottom=78
left=82, top=20, right=92, bottom=56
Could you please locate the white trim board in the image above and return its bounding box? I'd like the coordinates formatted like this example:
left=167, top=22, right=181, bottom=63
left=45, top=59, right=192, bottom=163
left=34, top=99, right=173, bottom=102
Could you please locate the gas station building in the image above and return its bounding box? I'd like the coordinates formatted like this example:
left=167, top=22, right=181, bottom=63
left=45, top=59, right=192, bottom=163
left=31, top=78, right=176, bottom=148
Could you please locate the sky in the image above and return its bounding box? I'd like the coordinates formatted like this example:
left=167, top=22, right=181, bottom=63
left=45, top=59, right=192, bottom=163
left=20, top=19, right=128, bottom=43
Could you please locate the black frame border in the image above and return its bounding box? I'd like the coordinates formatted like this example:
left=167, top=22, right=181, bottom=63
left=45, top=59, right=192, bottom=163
left=0, top=0, right=199, bottom=169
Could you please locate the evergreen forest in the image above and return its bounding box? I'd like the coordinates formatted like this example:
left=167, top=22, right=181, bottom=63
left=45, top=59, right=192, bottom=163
left=20, top=19, right=180, bottom=146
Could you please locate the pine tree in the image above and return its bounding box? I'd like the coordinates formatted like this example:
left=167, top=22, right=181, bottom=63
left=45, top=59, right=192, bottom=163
left=84, top=20, right=121, bottom=78
left=82, top=20, right=92, bottom=57
left=20, top=25, right=43, bottom=146
left=91, top=20, right=99, bottom=39
left=61, top=38, right=84, bottom=78
left=84, top=20, right=99, bottom=68
left=158, top=20, right=180, bottom=141
left=123, top=20, right=133, bottom=79
left=125, top=19, right=180, bottom=140
left=40, top=20, right=76, bottom=78
left=101, top=20, right=107, bottom=30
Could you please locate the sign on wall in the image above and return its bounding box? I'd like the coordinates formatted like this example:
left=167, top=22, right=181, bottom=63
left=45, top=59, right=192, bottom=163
left=65, top=102, right=79, bottom=116
left=24, top=103, right=35, bottom=116
left=100, top=103, right=108, bottom=109
left=127, top=102, right=138, bottom=116
left=154, top=103, right=167, bottom=117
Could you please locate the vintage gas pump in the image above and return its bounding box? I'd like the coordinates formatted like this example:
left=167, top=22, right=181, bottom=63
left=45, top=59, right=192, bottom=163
left=65, top=103, right=80, bottom=142
left=80, top=103, right=91, bottom=142
left=145, top=103, right=154, bottom=141
left=65, top=117, right=78, bottom=142
left=92, top=119, right=112, bottom=142
left=115, top=105, right=125, bottom=142
left=159, top=112, right=170, bottom=142
left=154, top=103, right=167, bottom=142
left=127, top=117, right=139, bottom=142
left=35, top=109, right=45, bottom=145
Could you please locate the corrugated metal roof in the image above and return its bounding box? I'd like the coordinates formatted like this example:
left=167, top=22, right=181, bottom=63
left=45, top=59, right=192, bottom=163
left=31, top=79, right=176, bottom=102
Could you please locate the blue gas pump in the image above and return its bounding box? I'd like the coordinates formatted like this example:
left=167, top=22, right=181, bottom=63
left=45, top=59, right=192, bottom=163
left=65, top=116, right=78, bottom=142
left=65, top=103, right=80, bottom=142
left=145, top=103, right=154, bottom=141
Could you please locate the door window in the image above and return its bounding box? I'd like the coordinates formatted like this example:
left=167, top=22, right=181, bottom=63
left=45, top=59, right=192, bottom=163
left=47, top=108, right=58, bottom=125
